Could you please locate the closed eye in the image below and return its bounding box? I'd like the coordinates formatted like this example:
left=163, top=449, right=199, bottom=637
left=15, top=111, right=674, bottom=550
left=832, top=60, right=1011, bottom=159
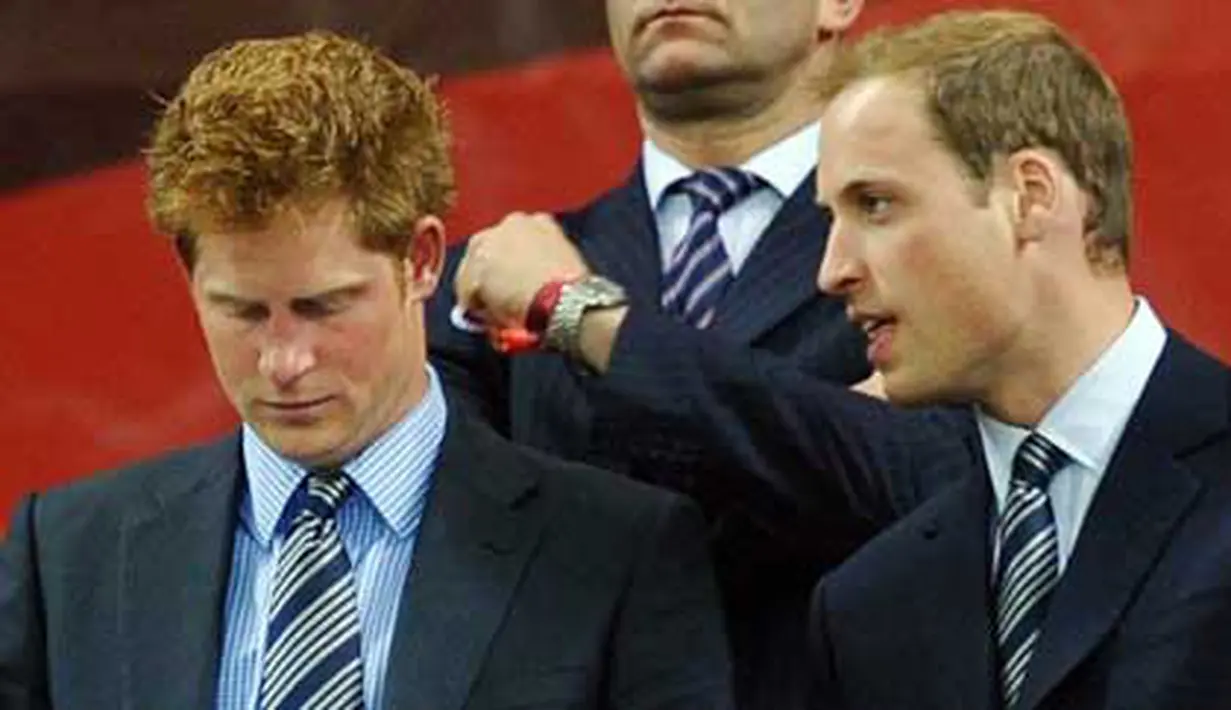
left=290, top=286, right=364, bottom=320
left=205, top=294, right=268, bottom=323
left=230, top=303, right=269, bottom=322
left=291, top=297, right=343, bottom=320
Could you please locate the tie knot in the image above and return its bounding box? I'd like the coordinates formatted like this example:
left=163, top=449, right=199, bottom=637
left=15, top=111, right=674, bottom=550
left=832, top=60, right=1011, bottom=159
left=296, top=470, right=354, bottom=522
left=1011, top=432, right=1069, bottom=490
left=673, top=167, right=763, bottom=213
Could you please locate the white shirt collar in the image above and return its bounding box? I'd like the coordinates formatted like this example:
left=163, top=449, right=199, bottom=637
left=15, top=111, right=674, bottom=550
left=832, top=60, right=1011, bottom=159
left=641, top=122, right=820, bottom=209
left=979, top=297, right=1168, bottom=501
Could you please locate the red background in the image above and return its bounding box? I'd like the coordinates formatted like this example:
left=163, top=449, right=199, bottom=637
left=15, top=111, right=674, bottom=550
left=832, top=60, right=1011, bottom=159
left=1, top=0, right=1228, bottom=523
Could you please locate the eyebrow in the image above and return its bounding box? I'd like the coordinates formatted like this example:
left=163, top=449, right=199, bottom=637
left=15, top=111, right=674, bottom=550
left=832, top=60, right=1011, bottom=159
left=294, top=283, right=367, bottom=305
left=203, top=291, right=257, bottom=309
left=839, top=179, right=878, bottom=199
left=203, top=281, right=368, bottom=308
left=817, top=179, right=874, bottom=208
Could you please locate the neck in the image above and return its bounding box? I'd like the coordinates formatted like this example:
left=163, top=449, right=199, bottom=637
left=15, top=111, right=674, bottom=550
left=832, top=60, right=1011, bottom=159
left=638, top=60, right=821, bottom=167
left=981, top=274, right=1135, bottom=427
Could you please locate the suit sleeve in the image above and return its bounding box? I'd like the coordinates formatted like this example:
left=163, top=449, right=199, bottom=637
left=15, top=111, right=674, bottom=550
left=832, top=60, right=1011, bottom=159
left=608, top=495, right=736, bottom=710
left=425, top=242, right=511, bottom=434
left=591, top=306, right=973, bottom=530
left=808, top=580, right=845, bottom=710
left=0, top=495, right=51, bottom=710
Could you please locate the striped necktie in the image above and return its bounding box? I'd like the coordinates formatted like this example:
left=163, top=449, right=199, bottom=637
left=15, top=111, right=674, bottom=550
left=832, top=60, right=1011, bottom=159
left=994, top=432, right=1070, bottom=708
left=661, top=167, right=762, bottom=329
left=260, top=471, right=365, bottom=710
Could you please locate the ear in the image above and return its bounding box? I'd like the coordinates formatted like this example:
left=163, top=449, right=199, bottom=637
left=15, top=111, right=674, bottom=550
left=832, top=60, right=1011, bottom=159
left=401, top=215, right=447, bottom=302
left=817, top=0, right=864, bottom=38
left=1005, top=149, right=1061, bottom=246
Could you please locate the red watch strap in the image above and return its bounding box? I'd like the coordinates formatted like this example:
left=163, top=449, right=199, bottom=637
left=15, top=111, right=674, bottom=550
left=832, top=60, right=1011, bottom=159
left=525, top=278, right=572, bottom=334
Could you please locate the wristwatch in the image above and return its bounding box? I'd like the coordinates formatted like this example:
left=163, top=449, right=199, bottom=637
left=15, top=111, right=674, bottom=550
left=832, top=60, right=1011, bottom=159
left=544, top=275, right=629, bottom=358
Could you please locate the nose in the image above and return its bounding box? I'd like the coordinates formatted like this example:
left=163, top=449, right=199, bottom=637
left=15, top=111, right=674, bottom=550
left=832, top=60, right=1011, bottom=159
left=257, top=315, right=317, bottom=388
left=817, top=222, right=864, bottom=297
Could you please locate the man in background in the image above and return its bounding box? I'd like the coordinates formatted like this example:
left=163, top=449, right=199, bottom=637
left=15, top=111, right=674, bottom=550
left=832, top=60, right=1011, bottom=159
left=427, top=2, right=908, bottom=706
left=0, top=31, right=732, bottom=710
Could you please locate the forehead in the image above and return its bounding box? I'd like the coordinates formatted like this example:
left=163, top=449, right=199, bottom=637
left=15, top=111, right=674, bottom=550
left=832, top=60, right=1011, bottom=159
left=818, top=76, right=952, bottom=198
left=192, top=200, right=380, bottom=293
left=196, top=199, right=355, bottom=255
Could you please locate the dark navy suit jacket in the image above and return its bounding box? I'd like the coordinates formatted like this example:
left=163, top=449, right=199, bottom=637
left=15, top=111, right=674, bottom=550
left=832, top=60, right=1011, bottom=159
left=427, top=168, right=888, bottom=709
left=810, top=335, right=1231, bottom=710
left=0, top=409, right=734, bottom=710
left=587, top=308, right=1231, bottom=709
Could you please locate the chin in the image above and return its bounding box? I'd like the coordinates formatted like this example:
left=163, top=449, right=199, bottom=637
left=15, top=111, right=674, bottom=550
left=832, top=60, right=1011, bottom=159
left=637, top=46, right=735, bottom=90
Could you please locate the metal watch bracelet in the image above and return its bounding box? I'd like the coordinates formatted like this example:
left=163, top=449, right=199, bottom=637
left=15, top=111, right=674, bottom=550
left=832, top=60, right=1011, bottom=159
left=544, top=275, right=628, bottom=358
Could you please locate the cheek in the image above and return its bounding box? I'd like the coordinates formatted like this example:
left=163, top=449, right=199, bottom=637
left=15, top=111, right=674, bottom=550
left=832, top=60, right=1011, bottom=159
left=926, top=249, right=1023, bottom=359
left=607, top=3, right=635, bottom=54
left=890, top=225, right=1018, bottom=337
left=197, top=318, right=258, bottom=382
left=944, top=285, right=1015, bottom=346
left=325, top=316, right=407, bottom=384
left=763, top=7, right=816, bottom=44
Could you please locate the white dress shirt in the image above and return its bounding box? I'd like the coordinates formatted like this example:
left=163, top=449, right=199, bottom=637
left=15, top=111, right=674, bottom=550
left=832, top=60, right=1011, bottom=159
left=978, top=298, right=1167, bottom=573
left=641, top=122, right=820, bottom=275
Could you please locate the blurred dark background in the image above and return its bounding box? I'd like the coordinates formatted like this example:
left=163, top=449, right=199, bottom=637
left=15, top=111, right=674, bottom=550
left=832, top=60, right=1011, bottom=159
left=0, top=0, right=607, bottom=190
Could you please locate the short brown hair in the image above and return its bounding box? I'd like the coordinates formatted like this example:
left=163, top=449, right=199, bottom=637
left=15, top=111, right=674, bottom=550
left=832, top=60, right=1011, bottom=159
left=821, top=11, right=1132, bottom=267
left=147, top=31, right=455, bottom=268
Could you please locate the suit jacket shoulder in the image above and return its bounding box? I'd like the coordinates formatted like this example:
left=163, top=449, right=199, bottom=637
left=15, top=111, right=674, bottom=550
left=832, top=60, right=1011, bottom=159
left=810, top=333, right=1231, bottom=710
left=0, top=433, right=242, bottom=710
left=24, top=435, right=241, bottom=538
left=381, top=408, right=735, bottom=710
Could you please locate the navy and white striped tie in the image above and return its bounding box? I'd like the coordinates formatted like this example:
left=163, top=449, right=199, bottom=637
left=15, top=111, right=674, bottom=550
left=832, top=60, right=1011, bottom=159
left=661, top=167, right=762, bottom=329
left=260, top=471, right=365, bottom=710
left=995, top=432, right=1070, bottom=708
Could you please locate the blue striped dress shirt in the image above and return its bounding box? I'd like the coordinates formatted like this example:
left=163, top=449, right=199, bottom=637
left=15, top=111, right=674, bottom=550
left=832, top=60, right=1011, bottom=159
left=215, top=368, right=447, bottom=709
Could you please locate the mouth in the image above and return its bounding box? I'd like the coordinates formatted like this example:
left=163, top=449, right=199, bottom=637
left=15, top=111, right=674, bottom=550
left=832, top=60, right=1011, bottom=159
left=635, top=4, right=722, bottom=34
left=257, top=395, right=334, bottom=414
left=856, top=314, right=895, bottom=338
left=850, top=309, right=898, bottom=366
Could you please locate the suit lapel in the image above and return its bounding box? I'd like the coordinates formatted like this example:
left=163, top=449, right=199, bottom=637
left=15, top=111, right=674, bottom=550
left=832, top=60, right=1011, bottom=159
left=716, top=174, right=831, bottom=344
left=569, top=168, right=663, bottom=308
left=567, top=167, right=831, bottom=345
left=1017, top=336, right=1227, bottom=710
left=909, top=475, right=999, bottom=710
left=121, top=435, right=243, bottom=709
left=383, top=412, right=546, bottom=710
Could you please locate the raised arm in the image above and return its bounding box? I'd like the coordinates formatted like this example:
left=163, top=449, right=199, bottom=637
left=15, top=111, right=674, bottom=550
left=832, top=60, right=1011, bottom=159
left=452, top=213, right=977, bottom=543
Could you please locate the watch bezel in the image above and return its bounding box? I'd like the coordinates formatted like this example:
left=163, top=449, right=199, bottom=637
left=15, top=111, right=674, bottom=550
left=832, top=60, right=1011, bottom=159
left=544, top=275, right=628, bottom=356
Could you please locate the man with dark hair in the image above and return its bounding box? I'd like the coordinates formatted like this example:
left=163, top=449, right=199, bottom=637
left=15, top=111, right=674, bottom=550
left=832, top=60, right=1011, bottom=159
left=0, top=31, right=732, bottom=710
